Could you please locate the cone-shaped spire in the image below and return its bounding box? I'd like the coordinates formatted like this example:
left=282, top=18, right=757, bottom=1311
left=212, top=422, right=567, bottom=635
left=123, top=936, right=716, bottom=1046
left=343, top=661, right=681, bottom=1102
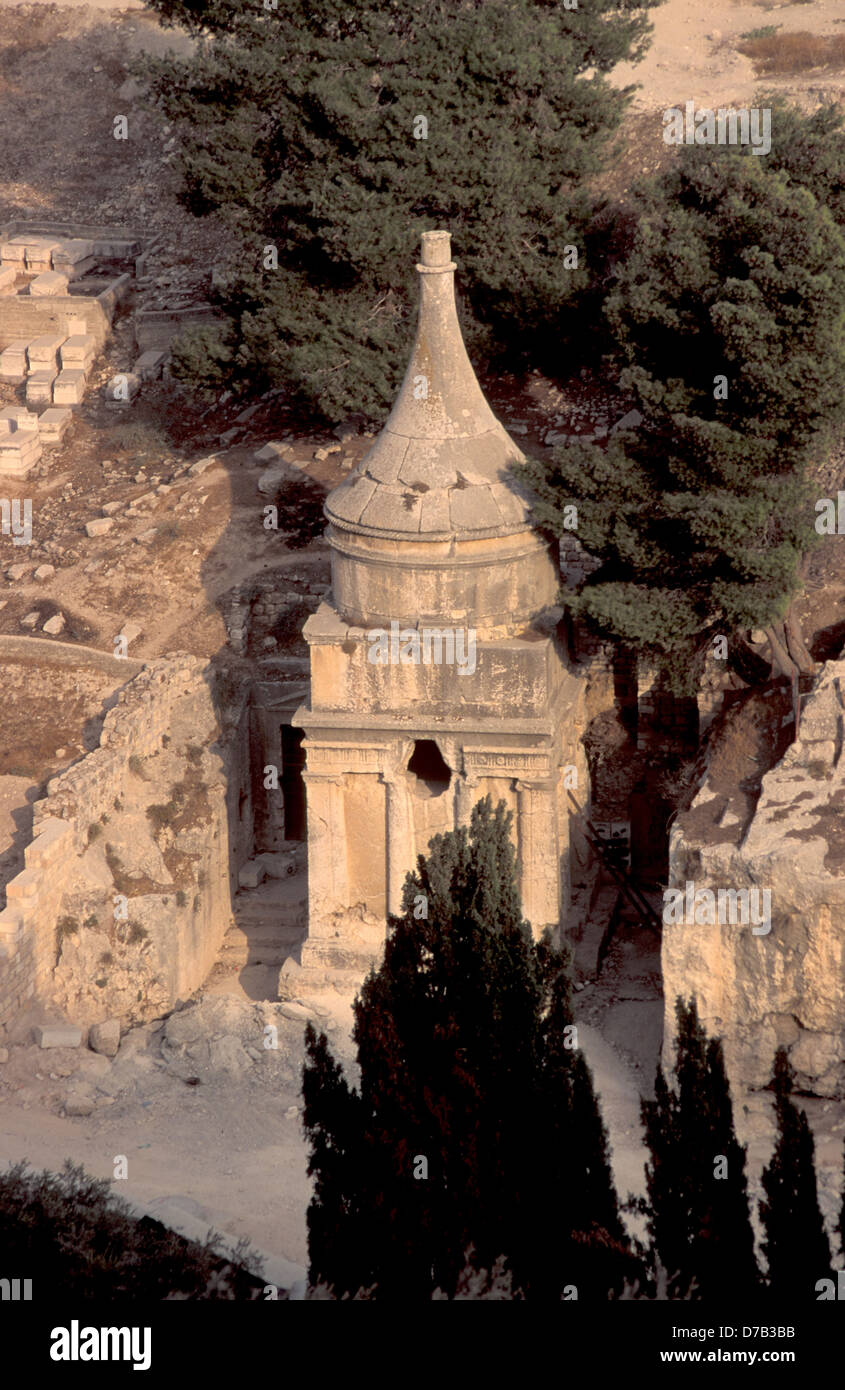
left=325, top=231, right=532, bottom=541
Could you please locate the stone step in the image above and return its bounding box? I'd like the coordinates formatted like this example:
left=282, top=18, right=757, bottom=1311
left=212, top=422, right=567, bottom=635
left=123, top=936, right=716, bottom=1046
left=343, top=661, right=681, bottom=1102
left=219, top=921, right=306, bottom=968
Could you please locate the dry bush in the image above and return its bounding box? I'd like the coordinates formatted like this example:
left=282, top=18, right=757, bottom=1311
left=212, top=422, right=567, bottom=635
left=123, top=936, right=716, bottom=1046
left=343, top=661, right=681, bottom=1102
left=737, top=31, right=845, bottom=75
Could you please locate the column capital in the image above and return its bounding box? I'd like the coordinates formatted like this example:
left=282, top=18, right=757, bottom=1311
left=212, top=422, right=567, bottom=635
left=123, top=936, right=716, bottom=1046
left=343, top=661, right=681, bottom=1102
left=301, top=770, right=346, bottom=788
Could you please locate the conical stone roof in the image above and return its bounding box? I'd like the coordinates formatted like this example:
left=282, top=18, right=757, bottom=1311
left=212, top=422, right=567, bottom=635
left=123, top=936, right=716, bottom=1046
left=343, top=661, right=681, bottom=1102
left=325, top=230, right=533, bottom=543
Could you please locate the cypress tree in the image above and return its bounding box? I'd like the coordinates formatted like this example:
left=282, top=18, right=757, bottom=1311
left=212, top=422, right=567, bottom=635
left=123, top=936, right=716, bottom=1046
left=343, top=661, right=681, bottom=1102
left=759, top=1048, right=832, bottom=1298
left=838, top=1140, right=845, bottom=1269
left=303, top=796, right=631, bottom=1299
left=642, top=998, right=758, bottom=1299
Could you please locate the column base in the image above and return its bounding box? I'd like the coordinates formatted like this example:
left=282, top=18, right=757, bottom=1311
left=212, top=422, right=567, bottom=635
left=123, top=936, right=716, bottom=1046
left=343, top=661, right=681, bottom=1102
left=293, top=915, right=386, bottom=994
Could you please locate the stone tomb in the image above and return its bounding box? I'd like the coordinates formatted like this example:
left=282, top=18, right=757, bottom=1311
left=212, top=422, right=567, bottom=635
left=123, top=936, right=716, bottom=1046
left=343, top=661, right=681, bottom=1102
left=295, top=230, right=589, bottom=985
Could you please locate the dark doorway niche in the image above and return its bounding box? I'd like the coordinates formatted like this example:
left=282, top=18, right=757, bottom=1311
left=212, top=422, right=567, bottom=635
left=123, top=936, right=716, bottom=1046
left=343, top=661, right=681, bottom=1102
left=629, top=782, right=671, bottom=888
left=407, top=739, right=451, bottom=798
left=280, top=724, right=306, bottom=840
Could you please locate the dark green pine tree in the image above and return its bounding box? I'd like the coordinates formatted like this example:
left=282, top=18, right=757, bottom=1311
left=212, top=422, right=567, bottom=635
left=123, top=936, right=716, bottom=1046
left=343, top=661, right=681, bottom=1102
left=303, top=796, right=632, bottom=1299
left=522, top=115, right=845, bottom=686
left=759, top=1048, right=832, bottom=1298
left=642, top=998, right=758, bottom=1299
left=139, top=0, right=660, bottom=418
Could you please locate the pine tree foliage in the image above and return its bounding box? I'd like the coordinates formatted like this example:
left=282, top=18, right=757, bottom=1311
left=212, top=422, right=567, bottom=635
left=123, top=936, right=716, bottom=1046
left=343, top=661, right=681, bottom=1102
left=139, top=0, right=660, bottom=417
left=641, top=997, right=758, bottom=1299
left=759, top=1048, right=833, bottom=1297
left=522, top=115, right=845, bottom=683
left=303, top=796, right=632, bottom=1299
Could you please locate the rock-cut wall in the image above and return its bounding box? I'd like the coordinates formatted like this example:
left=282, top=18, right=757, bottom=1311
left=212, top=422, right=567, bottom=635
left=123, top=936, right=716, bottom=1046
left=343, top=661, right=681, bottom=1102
left=0, top=655, right=236, bottom=1035
left=663, top=655, right=845, bottom=1098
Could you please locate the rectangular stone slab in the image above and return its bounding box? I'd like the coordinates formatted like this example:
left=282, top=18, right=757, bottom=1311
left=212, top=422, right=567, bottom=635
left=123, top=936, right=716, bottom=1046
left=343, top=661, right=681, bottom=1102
left=33, top=1024, right=82, bottom=1049
left=53, top=369, right=87, bottom=405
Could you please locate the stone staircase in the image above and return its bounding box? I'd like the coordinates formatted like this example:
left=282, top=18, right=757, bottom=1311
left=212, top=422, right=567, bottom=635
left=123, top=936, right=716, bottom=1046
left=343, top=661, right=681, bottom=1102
left=207, top=872, right=307, bottom=1001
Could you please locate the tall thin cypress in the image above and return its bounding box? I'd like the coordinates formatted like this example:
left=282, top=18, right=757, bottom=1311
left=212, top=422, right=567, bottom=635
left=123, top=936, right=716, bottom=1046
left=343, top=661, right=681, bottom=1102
left=759, top=1048, right=832, bottom=1297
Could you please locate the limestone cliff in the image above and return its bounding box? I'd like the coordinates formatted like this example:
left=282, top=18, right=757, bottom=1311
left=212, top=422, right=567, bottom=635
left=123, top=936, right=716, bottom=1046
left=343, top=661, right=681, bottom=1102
left=663, top=656, right=845, bottom=1097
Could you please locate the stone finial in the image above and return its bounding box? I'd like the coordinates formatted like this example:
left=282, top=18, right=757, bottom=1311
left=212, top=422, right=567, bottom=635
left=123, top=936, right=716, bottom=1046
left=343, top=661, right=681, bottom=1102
left=419, top=229, right=454, bottom=269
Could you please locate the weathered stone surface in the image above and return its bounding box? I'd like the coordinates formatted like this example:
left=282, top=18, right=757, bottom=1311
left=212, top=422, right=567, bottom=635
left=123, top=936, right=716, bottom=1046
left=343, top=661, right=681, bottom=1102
left=42, top=613, right=66, bottom=636
left=27, top=334, right=65, bottom=368
left=663, top=654, right=845, bottom=1098
left=26, top=369, right=57, bottom=405
left=85, top=517, right=113, bottom=537
left=34, top=1023, right=82, bottom=1049
left=38, top=406, right=72, bottom=444
left=54, top=369, right=87, bottom=406
left=29, top=270, right=69, bottom=297
left=105, top=814, right=173, bottom=884
left=89, top=1018, right=121, bottom=1058
left=65, top=1093, right=95, bottom=1117
left=238, top=859, right=267, bottom=890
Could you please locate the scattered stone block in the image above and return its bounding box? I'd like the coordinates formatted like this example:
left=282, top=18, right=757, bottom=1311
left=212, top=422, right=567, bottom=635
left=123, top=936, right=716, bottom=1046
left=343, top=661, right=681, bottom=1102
left=29, top=270, right=69, bottom=297
left=34, top=1023, right=82, bottom=1049
left=27, top=334, right=66, bottom=369
left=20, top=610, right=40, bottom=628
left=85, top=517, right=113, bottom=538
left=133, top=350, right=167, bottom=381
left=65, top=1094, right=95, bottom=1117
left=37, top=407, right=72, bottom=444
left=101, top=500, right=122, bottom=516
left=26, top=370, right=57, bottom=406
left=258, top=466, right=286, bottom=495
left=42, top=613, right=65, bottom=635
left=6, top=563, right=29, bottom=580
left=89, top=1019, right=120, bottom=1059
left=0, top=266, right=17, bottom=296
left=610, top=408, right=644, bottom=434
left=53, top=369, right=87, bottom=406
left=238, top=860, right=267, bottom=890
left=279, top=1002, right=312, bottom=1023
left=33, top=564, right=55, bottom=580
left=188, top=455, right=217, bottom=477
left=253, top=442, right=291, bottom=464
left=119, top=621, right=142, bottom=646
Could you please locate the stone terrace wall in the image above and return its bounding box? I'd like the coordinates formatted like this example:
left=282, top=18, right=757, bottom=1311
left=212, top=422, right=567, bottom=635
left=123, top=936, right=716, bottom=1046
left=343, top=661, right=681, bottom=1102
left=0, top=655, right=231, bottom=1031
left=0, top=275, right=131, bottom=353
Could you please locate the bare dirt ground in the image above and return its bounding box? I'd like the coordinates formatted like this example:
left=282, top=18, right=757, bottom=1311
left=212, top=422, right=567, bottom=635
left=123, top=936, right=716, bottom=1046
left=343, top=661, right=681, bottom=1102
left=0, top=0, right=843, bottom=1289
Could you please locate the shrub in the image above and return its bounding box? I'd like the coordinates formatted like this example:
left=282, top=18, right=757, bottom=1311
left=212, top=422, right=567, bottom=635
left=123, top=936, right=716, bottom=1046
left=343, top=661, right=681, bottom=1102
left=0, top=1160, right=263, bottom=1299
